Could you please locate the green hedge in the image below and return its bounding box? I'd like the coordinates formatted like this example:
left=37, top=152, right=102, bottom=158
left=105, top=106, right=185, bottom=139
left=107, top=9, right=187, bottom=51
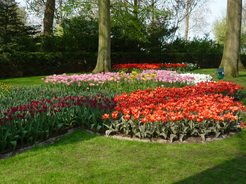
left=111, top=52, right=224, bottom=68
left=1, top=52, right=246, bottom=79
left=0, top=52, right=97, bottom=78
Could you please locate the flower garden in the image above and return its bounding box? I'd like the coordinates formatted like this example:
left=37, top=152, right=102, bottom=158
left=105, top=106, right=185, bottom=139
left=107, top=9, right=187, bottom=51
left=0, top=63, right=245, bottom=152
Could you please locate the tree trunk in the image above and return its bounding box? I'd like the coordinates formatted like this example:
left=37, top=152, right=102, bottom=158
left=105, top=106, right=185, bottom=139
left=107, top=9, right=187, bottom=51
left=133, top=0, right=138, bottom=18
left=151, top=0, right=155, bottom=23
left=184, top=0, right=190, bottom=40
left=238, top=59, right=246, bottom=70
left=92, top=0, right=111, bottom=73
left=43, top=0, right=55, bottom=36
left=219, top=0, right=242, bottom=77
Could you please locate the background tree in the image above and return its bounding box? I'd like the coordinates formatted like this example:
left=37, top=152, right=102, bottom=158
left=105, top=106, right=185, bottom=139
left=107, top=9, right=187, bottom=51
left=27, top=0, right=63, bottom=35
left=161, top=0, right=209, bottom=39
left=213, top=6, right=246, bottom=50
left=0, top=0, right=38, bottom=52
left=220, top=0, right=243, bottom=77
left=212, top=18, right=227, bottom=45
left=184, top=0, right=191, bottom=40
left=92, top=0, right=111, bottom=73
left=184, top=0, right=210, bottom=40
left=26, top=0, right=98, bottom=33
left=60, top=16, right=98, bottom=52
left=43, top=0, right=56, bottom=36
left=110, top=0, right=176, bottom=52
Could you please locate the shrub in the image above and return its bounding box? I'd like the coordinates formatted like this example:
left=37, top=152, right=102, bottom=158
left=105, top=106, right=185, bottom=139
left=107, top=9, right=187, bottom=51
left=0, top=52, right=96, bottom=78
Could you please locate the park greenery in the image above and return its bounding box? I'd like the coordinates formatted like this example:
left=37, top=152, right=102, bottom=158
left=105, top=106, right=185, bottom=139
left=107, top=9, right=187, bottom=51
left=1, top=1, right=246, bottom=182
left=0, top=1, right=229, bottom=80
left=2, top=0, right=246, bottom=79
left=0, top=63, right=245, bottom=153
left=0, top=66, right=246, bottom=183
left=0, top=0, right=223, bottom=56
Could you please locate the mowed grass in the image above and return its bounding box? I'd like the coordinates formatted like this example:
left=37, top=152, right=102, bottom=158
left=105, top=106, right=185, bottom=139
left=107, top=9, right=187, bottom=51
left=0, top=75, right=47, bottom=86
left=0, top=73, right=82, bottom=86
left=1, top=129, right=246, bottom=184
left=0, top=69, right=246, bottom=184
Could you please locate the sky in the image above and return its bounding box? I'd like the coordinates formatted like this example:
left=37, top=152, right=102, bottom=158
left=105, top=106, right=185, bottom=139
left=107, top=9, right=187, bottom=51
left=177, top=0, right=227, bottom=39
left=204, top=0, right=227, bottom=38
left=16, top=0, right=229, bottom=40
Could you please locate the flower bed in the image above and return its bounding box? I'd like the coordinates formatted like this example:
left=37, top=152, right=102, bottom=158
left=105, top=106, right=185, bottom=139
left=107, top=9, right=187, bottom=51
left=112, top=63, right=187, bottom=70
left=112, top=63, right=197, bottom=72
left=103, top=81, right=246, bottom=142
left=0, top=82, right=12, bottom=100
left=43, top=69, right=212, bottom=93
left=0, top=95, right=116, bottom=152
left=0, top=66, right=245, bottom=152
left=43, top=70, right=194, bottom=86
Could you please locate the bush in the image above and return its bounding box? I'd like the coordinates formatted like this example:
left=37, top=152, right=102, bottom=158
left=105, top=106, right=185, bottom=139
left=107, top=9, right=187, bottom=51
left=1, top=51, right=246, bottom=79
left=0, top=52, right=97, bottom=78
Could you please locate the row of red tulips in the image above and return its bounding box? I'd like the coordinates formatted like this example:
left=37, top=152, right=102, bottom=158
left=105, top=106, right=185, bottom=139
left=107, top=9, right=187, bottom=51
left=1, top=95, right=115, bottom=124
left=112, top=63, right=188, bottom=70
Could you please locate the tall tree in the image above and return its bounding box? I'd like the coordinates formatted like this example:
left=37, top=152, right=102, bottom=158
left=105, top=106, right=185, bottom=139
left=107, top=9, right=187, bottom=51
left=92, top=0, right=111, bottom=73
left=43, top=0, right=56, bottom=36
left=167, top=0, right=209, bottom=39
left=133, top=0, right=138, bottom=17
left=213, top=4, right=246, bottom=49
left=0, top=0, right=38, bottom=52
left=184, top=0, right=191, bottom=40
left=151, top=0, right=155, bottom=23
left=219, top=0, right=243, bottom=77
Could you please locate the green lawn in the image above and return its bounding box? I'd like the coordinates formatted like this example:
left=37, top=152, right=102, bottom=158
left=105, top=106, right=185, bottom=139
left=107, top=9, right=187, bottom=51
left=0, top=73, right=81, bottom=86
left=0, top=69, right=246, bottom=184
left=0, top=129, right=246, bottom=184
left=0, top=75, right=47, bottom=86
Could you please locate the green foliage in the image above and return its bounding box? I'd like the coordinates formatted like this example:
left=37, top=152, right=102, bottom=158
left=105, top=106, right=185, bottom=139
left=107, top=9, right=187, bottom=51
left=213, top=16, right=246, bottom=49
left=61, top=0, right=97, bottom=20
left=0, top=85, right=116, bottom=151
left=60, top=16, right=98, bottom=52
left=0, top=0, right=39, bottom=53
left=0, top=52, right=96, bottom=78
left=165, top=35, right=223, bottom=54
left=0, top=50, right=226, bottom=79
left=144, top=20, right=177, bottom=52
left=212, top=18, right=227, bottom=45
left=0, top=85, right=116, bottom=112
left=39, top=16, right=98, bottom=52
left=105, top=117, right=243, bottom=143
left=110, top=1, right=176, bottom=52
left=0, top=82, right=12, bottom=100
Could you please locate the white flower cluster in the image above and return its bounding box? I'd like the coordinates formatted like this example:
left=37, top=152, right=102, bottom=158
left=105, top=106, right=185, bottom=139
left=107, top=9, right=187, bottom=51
left=179, top=73, right=213, bottom=84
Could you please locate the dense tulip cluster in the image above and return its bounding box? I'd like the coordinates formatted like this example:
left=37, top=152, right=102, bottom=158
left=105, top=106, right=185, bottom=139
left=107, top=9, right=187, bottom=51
left=43, top=70, right=212, bottom=87
left=0, top=95, right=115, bottom=125
left=105, top=81, right=244, bottom=122
left=103, top=81, right=245, bottom=141
left=0, top=94, right=116, bottom=151
left=112, top=63, right=188, bottom=70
